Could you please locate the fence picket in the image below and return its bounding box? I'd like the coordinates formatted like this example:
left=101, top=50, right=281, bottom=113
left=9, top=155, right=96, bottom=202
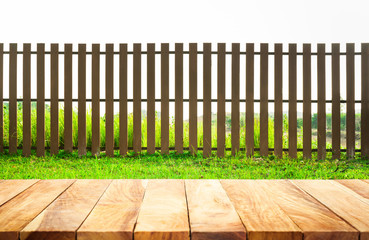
left=332, top=44, right=340, bottom=159
left=119, top=44, right=128, bottom=156
left=105, top=44, right=114, bottom=157
left=147, top=43, right=156, bottom=154
left=50, top=44, right=59, bottom=155
left=9, top=44, right=17, bottom=154
left=161, top=43, right=169, bottom=154
left=133, top=44, right=142, bottom=153
left=274, top=44, right=283, bottom=158
left=78, top=44, right=87, bottom=156
left=361, top=43, right=369, bottom=158
left=175, top=43, right=183, bottom=154
left=246, top=43, right=254, bottom=156
left=0, top=44, right=2, bottom=153
left=189, top=43, right=198, bottom=155
left=260, top=43, right=269, bottom=157
left=36, top=44, right=45, bottom=157
left=203, top=43, right=211, bottom=158
left=23, top=44, right=31, bottom=156
left=91, top=44, right=100, bottom=156
left=232, top=43, right=240, bottom=156
left=217, top=43, right=226, bottom=158
left=288, top=44, right=297, bottom=158
left=64, top=44, right=73, bottom=153
left=346, top=43, right=355, bottom=159
left=317, top=44, right=326, bottom=160
left=303, top=44, right=312, bottom=159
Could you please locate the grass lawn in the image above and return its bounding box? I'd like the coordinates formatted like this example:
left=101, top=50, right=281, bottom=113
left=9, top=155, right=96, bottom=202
left=0, top=151, right=368, bottom=179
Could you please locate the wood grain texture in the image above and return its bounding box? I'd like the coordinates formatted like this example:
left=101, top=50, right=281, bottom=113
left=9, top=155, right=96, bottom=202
left=317, top=44, right=326, bottom=160
left=147, top=43, right=156, bottom=154
left=303, top=44, right=312, bottom=159
left=186, top=180, right=246, bottom=240
left=274, top=44, right=283, bottom=158
left=105, top=44, right=114, bottom=157
left=334, top=180, right=369, bottom=205
left=231, top=43, right=240, bottom=156
left=23, top=44, right=31, bottom=156
left=293, top=180, right=369, bottom=240
left=119, top=44, right=128, bottom=155
left=50, top=44, right=59, bottom=155
left=21, top=180, right=111, bottom=240
left=221, top=180, right=302, bottom=240
left=259, top=180, right=357, bottom=240
left=91, top=44, right=100, bottom=156
left=288, top=44, right=297, bottom=158
left=217, top=43, right=226, bottom=157
left=161, top=43, right=169, bottom=154
left=36, top=44, right=45, bottom=157
left=246, top=43, right=254, bottom=156
left=0, top=180, right=39, bottom=206
left=189, top=43, right=198, bottom=155
left=331, top=43, right=341, bottom=159
left=134, top=180, right=189, bottom=240
left=175, top=43, right=183, bottom=154
left=78, top=44, right=87, bottom=156
left=78, top=180, right=147, bottom=240
left=0, top=180, right=75, bottom=240
left=203, top=43, right=212, bottom=158
left=260, top=43, right=269, bottom=156
left=346, top=43, right=355, bottom=159
left=9, top=43, right=17, bottom=154
left=64, top=44, right=73, bottom=153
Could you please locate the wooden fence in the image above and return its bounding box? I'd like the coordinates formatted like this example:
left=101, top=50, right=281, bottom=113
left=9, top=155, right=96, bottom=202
left=0, top=43, right=368, bottom=159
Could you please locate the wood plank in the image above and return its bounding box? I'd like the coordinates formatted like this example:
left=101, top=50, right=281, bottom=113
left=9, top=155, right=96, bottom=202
left=175, top=43, right=183, bottom=154
left=361, top=43, right=369, bottom=158
left=161, top=43, right=169, bottom=154
left=23, top=44, right=31, bottom=156
left=189, top=43, right=198, bottom=155
left=288, top=44, right=297, bottom=158
left=334, top=180, right=369, bottom=205
left=78, top=180, right=147, bottom=240
left=346, top=43, right=355, bottom=159
left=105, top=43, right=114, bottom=157
left=0, top=180, right=39, bottom=206
left=293, top=180, right=369, bottom=240
left=260, top=43, right=269, bottom=157
left=36, top=43, right=45, bottom=157
left=259, top=180, right=357, bottom=240
left=274, top=43, right=283, bottom=158
left=217, top=43, right=226, bottom=157
left=134, top=180, right=189, bottom=240
left=203, top=43, right=211, bottom=157
left=91, top=44, right=100, bottom=156
left=9, top=43, right=17, bottom=154
left=317, top=44, right=326, bottom=160
left=232, top=43, right=240, bottom=156
left=119, top=44, right=128, bottom=156
left=246, top=43, right=254, bottom=156
left=64, top=44, right=73, bottom=153
left=221, top=180, right=302, bottom=240
left=78, top=44, right=87, bottom=156
left=303, top=44, right=312, bottom=159
left=50, top=43, right=59, bottom=155
left=186, top=180, right=246, bottom=240
left=21, top=180, right=111, bottom=240
left=0, top=43, right=3, bottom=153
left=0, top=180, right=75, bottom=240
left=332, top=43, right=341, bottom=159
left=147, top=43, right=156, bottom=154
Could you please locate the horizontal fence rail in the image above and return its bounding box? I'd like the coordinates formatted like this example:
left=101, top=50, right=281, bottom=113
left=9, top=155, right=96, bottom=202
left=0, top=43, right=368, bottom=159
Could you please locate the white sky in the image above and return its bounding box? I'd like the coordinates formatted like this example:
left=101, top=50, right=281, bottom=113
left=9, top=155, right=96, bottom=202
left=1, top=0, right=368, bottom=118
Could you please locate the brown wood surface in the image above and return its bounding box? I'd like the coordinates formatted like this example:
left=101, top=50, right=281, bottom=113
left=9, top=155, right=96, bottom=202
left=317, top=44, right=326, bottom=160
left=346, top=43, right=355, bottom=159
left=105, top=44, right=114, bottom=157
left=334, top=180, right=369, bottom=205
left=288, top=44, right=297, bottom=158
left=134, top=180, right=189, bottom=240
left=175, top=43, right=184, bottom=154
left=64, top=44, right=73, bottom=153
left=293, top=180, right=369, bottom=240
left=50, top=44, right=59, bottom=155
left=221, top=180, right=302, bottom=240
left=232, top=43, right=240, bottom=156
left=23, top=44, right=31, bottom=156
left=21, top=180, right=111, bottom=240
left=78, top=180, right=147, bottom=240
left=189, top=43, right=198, bottom=155
left=274, top=44, right=283, bottom=158
left=217, top=43, right=226, bottom=157
left=303, top=44, right=312, bottom=159
left=260, top=43, right=269, bottom=156
left=36, top=44, right=45, bottom=157
left=260, top=180, right=357, bottom=240
left=91, top=44, right=100, bottom=156
left=361, top=43, right=369, bottom=158
left=161, top=43, right=169, bottom=154
left=0, top=180, right=75, bottom=240
left=246, top=43, right=254, bottom=156
left=331, top=43, right=341, bottom=159
left=147, top=43, right=156, bottom=154
left=78, top=44, right=87, bottom=156
left=0, top=44, right=2, bottom=153
left=186, top=180, right=246, bottom=240
left=0, top=180, right=39, bottom=206
left=203, top=43, right=212, bottom=157
left=9, top=43, right=17, bottom=154
left=119, top=44, right=128, bottom=155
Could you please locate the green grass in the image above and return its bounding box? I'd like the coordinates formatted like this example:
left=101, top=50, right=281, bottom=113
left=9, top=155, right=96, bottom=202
left=0, top=150, right=368, bottom=179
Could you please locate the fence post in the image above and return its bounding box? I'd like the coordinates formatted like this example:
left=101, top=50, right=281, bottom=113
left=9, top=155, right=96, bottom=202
left=78, top=44, right=87, bottom=156
left=161, top=43, right=169, bottom=154
left=50, top=44, right=59, bottom=155
left=133, top=43, right=142, bottom=154
left=246, top=43, right=254, bottom=157
left=147, top=43, right=156, bottom=154
left=217, top=43, right=226, bottom=158
left=288, top=44, right=297, bottom=158
left=361, top=43, right=369, bottom=158
left=332, top=43, right=341, bottom=159
left=346, top=43, right=355, bottom=159
left=105, top=44, right=114, bottom=157
left=119, top=44, right=128, bottom=156
left=23, top=44, right=31, bottom=156
left=175, top=43, right=183, bottom=154
left=303, top=44, right=312, bottom=159
left=189, top=43, right=198, bottom=155
left=203, top=43, right=212, bottom=158
left=0, top=44, right=3, bottom=153
left=64, top=44, right=73, bottom=153
left=36, top=43, right=45, bottom=157
left=317, top=44, right=326, bottom=160
left=91, top=44, right=100, bottom=156
left=260, top=43, right=269, bottom=157
left=274, top=44, right=283, bottom=158
left=9, top=43, right=17, bottom=155
left=231, top=43, right=240, bottom=156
